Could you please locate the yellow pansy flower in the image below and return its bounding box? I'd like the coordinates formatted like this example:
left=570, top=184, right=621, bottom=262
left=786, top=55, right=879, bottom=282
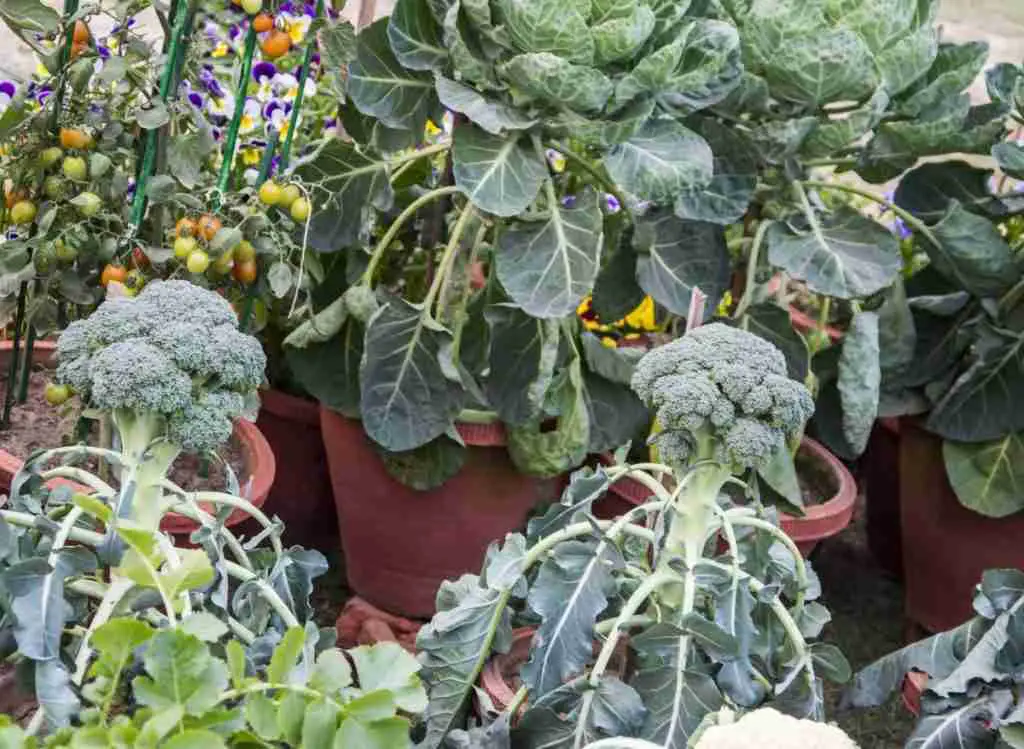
left=241, top=148, right=261, bottom=166
left=622, top=296, right=656, bottom=330
left=212, top=41, right=230, bottom=58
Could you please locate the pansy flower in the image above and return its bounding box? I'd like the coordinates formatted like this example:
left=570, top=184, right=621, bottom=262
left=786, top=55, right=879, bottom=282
left=545, top=148, right=566, bottom=173
left=279, top=10, right=312, bottom=45
left=179, top=80, right=205, bottom=109
left=206, top=90, right=237, bottom=123
left=0, top=81, right=15, bottom=113
left=239, top=97, right=262, bottom=133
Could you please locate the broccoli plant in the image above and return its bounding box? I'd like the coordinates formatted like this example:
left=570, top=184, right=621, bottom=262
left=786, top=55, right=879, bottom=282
left=53, top=279, right=265, bottom=528
left=0, top=618, right=425, bottom=747
left=0, top=281, right=326, bottom=732
left=415, top=324, right=847, bottom=749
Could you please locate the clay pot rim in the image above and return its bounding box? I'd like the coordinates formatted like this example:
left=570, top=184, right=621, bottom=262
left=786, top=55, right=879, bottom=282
left=902, top=670, right=928, bottom=716
left=778, top=436, right=857, bottom=544
left=321, top=405, right=509, bottom=448
left=161, top=418, right=276, bottom=533
left=478, top=627, right=535, bottom=713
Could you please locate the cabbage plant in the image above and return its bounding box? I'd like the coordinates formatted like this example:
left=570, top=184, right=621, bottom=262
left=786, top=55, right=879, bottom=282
left=872, top=73, right=1024, bottom=519
left=285, top=0, right=1001, bottom=486
left=847, top=568, right=1024, bottom=748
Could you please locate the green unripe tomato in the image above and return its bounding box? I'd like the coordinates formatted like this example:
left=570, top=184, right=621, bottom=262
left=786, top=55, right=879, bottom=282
left=241, top=0, right=262, bottom=13
left=174, top=236, right=197, bottom=259
left=45, top=382, right=71, bottom=406
left=74, top=191, right=102, bottom=217
left=10, top=200, right=37, bottom=225
left=277, top=184, right=300, bottom=208
left=40, top=147, right=63, bottom=168
left=34, top=245, right=55, bottom=273
left=234, top=239, right=256, bottom=262
left=62, top=155, right=87, bottom=182
left=290, top=196, right=310, bottom=222
left=43, top=175, right=65, bottom=200
left=212, top=252, right=234, bottom=275
left=186, top=250, right=210, bottom=274
left=54, top=239, right=78, bottom=263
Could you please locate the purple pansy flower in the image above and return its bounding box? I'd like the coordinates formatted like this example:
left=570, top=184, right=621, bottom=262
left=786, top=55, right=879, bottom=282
left=0, top=81, right=15, bottom=110
left=253, top=61, right=277, bottom=82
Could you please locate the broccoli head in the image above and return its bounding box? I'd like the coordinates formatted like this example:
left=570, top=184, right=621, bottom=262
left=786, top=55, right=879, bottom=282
left=631, top=323, right=813, bottom=470
left=55, top=280, right=266, bottom=453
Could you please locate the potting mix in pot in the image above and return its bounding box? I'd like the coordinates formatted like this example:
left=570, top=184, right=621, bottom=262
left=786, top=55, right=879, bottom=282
left=0, top=0, right=1020, bottom=745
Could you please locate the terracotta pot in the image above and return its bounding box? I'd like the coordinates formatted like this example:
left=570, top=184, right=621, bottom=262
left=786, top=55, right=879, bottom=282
left=477, top=627, right=630, bottom=717
left=780, top=437, right=857, bottom=556
left=764, top=276, right=843, bottom=342
left=902, top=671, right=928, bottom=716
left=320, top=408, right=560, bottom=619
left=478, top=628, right=535, bottom=715
left=161, top=419, right=276, bottom=535
left=899, top=420, right=1024, bottom=632
left=253, top=389, right=336, bottom=547
left=863, top=417, right=903, bottom=579
left=592, top=438, right=856, bottom=556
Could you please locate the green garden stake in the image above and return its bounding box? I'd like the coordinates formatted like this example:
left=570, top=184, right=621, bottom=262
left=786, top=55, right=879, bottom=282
left=215, top=25, right=259, bottom=207
left=279, top=0, right=324, bottom=171
left=1, top=290, right=26, bottom=429
left=129, top=0, right=195, bottom=236
left=257, top=128, right=279, bottom=184
left=17, top=325, right=36, bottom=404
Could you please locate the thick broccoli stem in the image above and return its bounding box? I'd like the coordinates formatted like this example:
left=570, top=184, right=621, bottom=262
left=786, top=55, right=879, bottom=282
left=657, top=431, right=732, bottom=609
left=111, top=409, right=180, bottom=529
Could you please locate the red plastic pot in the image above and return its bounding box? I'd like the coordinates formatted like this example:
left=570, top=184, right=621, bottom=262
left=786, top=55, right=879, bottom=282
left=593, top=438, right=856, bottom=556
left=160, top=419, right=275, bottom=535
left=863, top=417, right=903, bottom=579
left=320, top=408, right=561, bottom=619
left=781, top=437, right=857, bottom=556
left=253, top=389, right=336, bottom=547
left=899, top=420, right=1024, bottom=632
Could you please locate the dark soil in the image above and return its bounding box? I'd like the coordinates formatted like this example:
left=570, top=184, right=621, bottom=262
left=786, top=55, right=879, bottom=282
left=0, top=369, right=247, bottom=494
left=797, top=445, right=840, bottom=507
left=817, top=490, right=915, bottom=747
left=0, top=369, right=77, bottom=458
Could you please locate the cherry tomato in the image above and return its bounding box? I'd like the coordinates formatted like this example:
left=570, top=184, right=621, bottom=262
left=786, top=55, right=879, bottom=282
left=234, top=239, right=256, bottom=263
left=70, top=41, right=86, bottom=59
left=241, top=0, right=262, bottom=14
left=74, top=191, right=102, bottom=217
left=253, top=13, right=274, bottom=32
left=62, top=155, right=87, bottom=181
left=4, top=187, right=27, bottom=209
left=258, top=181, right=282, bottom=206
left=278, top=183, right=301, bottom=208
left=289, top=196, right=310, bottom=222
left=125, top=269, right=146, bottom=293
left=72, top=19, right=90, bottom=44
left=34, top=245, right=55, bottom=273
left=187, top=249, right=211, bottom=274
left=45, top=382, right=71, bottom=406
left=40, top=147, right=63, bottom=167
left=131, top=246, right=150, bottom=269
left=233, top=259, right=257, bottom=284
left=212, top=252, right=234, bottom=275
left=10, top=200, right=37, bottom=225
left=55, top=239, right=78, bottom=263
left=58, top=128, right=92, bottom=150
left=261, top=30, right=291, bottom=59
left=197, top=214, right=222, bottom=242
left=174, top=236, right=198, bottom=259
left=43, top=176, right=64, bottom=200
left=100, top=263, right=127, bottom=287
left=175, top=217, right=197, bottom=238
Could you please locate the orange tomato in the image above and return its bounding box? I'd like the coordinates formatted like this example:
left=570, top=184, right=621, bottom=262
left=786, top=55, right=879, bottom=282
left=4, top=187, right=27, bottom=209
left=72, top=20, right=90, bottom=44
left=233, top=259, right=257, bottom=284
left=197, top=214, right=222, bottom=242
left=253, top=13, right=274, bottom=32
left=59, top=128, right=92, bottom=150
left=70, top=41, right=86, bottom=59
left=175, top=217, right=197, bottom=239
left=100, top=264, right=127, bottom=287
left=260, top=30, right=290, bottom=59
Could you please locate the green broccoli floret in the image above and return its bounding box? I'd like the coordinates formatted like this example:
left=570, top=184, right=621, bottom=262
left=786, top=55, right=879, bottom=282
left=55, top=280, right=266, bottom=457
left=632, top=323, right=813, bottom=471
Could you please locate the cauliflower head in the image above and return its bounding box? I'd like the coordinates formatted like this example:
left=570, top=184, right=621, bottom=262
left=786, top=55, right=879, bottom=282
left=695, top=708, right=857, bottom=749
left=631, top=323, right=813, bottom=469
left=55, top=280, right=266, bottom=452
